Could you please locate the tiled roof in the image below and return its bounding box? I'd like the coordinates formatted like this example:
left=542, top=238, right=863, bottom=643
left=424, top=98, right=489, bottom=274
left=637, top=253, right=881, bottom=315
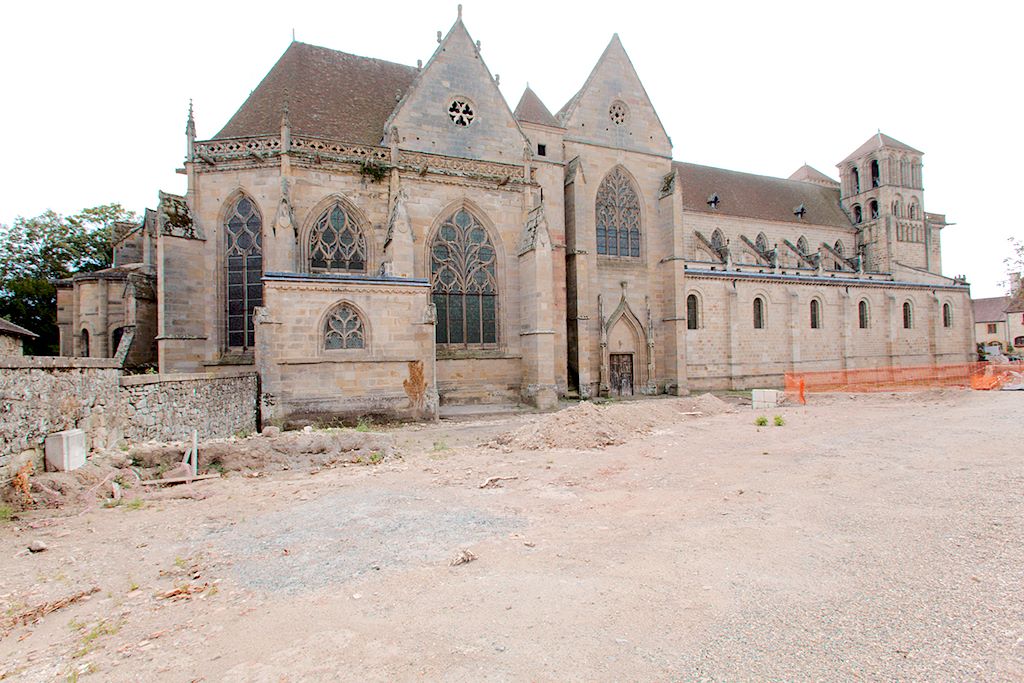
left=215, top=42, right=418, bottom=145
left=674, top=162, right=854, bottom=228
left=788, top=164, right=839, bottom=187
left=513, top=86, right=561, bottom=128
left=0, top=317, right=38, bottom=339
left=840, top=132, right=922, bottom=164
left=972, top=296, right=1010, bottom=322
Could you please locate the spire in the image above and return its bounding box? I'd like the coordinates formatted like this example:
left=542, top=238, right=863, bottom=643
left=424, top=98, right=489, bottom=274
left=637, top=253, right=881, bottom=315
left=185, top=99, right=196, bottom=162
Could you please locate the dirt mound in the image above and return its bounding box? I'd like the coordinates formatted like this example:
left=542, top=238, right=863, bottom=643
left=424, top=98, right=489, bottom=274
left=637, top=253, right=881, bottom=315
left=487, top=394, right=731, bottom=451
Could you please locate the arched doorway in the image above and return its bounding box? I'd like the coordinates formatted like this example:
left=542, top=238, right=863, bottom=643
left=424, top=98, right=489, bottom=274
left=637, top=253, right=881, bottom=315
left=607, top=316, right=641, bottom=396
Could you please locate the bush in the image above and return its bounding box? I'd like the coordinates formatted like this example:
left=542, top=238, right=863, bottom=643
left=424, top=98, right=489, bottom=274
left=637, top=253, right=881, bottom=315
left=754, top=416, right=768, bottom=426
left=773, top=415, right=785, bottom=427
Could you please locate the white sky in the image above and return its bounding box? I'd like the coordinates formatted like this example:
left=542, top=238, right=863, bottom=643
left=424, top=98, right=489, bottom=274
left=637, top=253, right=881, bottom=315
left=1, top=0, right=1021, bottom=297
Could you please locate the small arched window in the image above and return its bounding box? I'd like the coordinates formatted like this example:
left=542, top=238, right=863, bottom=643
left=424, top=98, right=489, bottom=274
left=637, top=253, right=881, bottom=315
left=595, top=168, right=641, bottom=257
left=853, top=205, right=862, bottom=224
left=870, top=159, right=880, bottom=187
left=686, top=294, right=699, bottom=330
left=892, top=200, right=901, bottom=217
left=710, top=229, right=725, bottom=255
left=851, top=167, right=860, bottom=193
left=324, top=303, right=365, bottom=350
left=834, top=240, right=845, bottom=257
left=908, top=201, right=919, bottom=220
left=80, top=329, right=90, bottom=357
left=942, top=303, right=952, bottom=328
left=753, top=296, right=765, bottom=329
left=431, top=208, right=498, bottom=347
left=309, top=202, right=366, bottom=272
left=111, top=327, right=125, bottom=355
left=797, top=236, right=809, bottom=255
left=858, top=300, right=869, bottom=329
left=903, top=301, right=913, bottom=329
left=755, top=232, right=769, bottom=253
left=869, top=200, right=879, bottom=220
left=810, top=299, right=822, bottom=329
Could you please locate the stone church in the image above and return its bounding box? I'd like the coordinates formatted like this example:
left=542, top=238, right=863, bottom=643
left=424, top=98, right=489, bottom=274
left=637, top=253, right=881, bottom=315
left=57, top=10, right=974, bottom=424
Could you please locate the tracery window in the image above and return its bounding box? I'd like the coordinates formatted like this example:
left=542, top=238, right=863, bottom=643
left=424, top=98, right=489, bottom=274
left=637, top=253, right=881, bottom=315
left=431, top=208, right=498, bottom=347
left=324, top=303, right=365, bottom=350
left=686, top=294, right=699, bottom=330
left=448, top=99, right=475, bottom=127
left=942, top=303, right=953, bottom=328
left=903, top=301, right=913, bottom=329
left=609, top=101, right=628, bottom=125
left=309, top=203, right=366, bottom=272
left=224, top=195, right=263, bottom=349
left=858, top=300, right=869, bottom=329
left=797, top=236, right=809, bottom=255
left=753, top=296, right=766, bottom=329
left=595, top=168, right=641, bottom=257
left=755, top=232, right=769, bottom=254
left=834, top=240, right=845, bottom=256
left=810, top=299, right=822, bottom=329
left=710, top=229, right=725, bottom=256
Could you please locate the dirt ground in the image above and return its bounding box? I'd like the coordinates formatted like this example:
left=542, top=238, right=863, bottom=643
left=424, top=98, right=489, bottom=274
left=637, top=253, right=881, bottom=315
left=1, top=390, right=1022, bottom=681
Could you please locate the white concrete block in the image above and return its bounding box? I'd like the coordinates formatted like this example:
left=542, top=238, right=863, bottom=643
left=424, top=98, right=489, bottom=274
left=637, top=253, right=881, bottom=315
left=44, top=429, right=86, bottom=472
left=751, top=389, right=780, bottom=409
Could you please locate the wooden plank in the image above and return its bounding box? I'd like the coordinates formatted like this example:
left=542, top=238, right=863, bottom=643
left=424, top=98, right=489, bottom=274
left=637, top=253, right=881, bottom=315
left=139, top=473, right=221, bottom=486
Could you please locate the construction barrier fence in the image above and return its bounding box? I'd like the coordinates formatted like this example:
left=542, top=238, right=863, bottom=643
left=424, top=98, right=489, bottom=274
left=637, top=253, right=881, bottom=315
left=784, top=361, right=1024, bottom=403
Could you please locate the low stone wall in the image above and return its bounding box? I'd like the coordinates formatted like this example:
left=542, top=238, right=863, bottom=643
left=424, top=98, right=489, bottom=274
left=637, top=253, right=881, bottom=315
left=0, top=357, right=257, bottom=473
left=120, top=371, right=258, bottom=443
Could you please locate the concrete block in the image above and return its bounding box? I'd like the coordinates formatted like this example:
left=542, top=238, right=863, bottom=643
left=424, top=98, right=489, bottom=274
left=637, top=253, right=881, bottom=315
left=44, top=429, right=87, bottom=472
left=751, top=389, right=780, bottom=409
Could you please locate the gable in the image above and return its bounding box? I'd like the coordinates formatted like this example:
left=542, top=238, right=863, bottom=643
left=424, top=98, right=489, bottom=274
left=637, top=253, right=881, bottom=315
left=558, top=35, right=671, bottom=157
left=386, top=20, right=528, bottom=163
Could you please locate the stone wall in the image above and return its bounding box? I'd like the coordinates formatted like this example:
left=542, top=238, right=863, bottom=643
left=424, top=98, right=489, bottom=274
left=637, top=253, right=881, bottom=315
left=119, top=371, right=258, bottom=443
left=0, top=335, right=23, bottom=356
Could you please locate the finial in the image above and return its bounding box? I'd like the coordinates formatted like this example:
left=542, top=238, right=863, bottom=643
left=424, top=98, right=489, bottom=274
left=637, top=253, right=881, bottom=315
left=457, top=3, right=462, bottom=19
left=475, top=40, right=481, bottom=51
left=417, top=58, right=422, bottom=69
left=185, top=99, right=196, bottom=162
left=495, top=74, right=500, bottom=86
left=185, top=99, right=196, bottom=137
left=437, top=30, right=442, bottom=44
left=291, top=28, right=296, bottom=42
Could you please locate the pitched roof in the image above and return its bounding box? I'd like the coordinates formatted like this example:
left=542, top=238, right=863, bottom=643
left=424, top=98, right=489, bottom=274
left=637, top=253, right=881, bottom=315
left=0, top=317, right=38, bottom=339
left=972, top=296, right=1010, bottom=322
left=788, top=164, right=839, bottom=188
left=674, top=162, right=854, bottom=229
left=513, top=86, right=561, bottom=128
left=841, top=132, right=922, bottom=164
left=214, top=42, right=418, bottom=145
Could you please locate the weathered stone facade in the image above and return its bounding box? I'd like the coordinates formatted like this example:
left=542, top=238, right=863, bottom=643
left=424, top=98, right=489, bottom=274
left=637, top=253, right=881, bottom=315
left=54, top=10, right=975, bottom=418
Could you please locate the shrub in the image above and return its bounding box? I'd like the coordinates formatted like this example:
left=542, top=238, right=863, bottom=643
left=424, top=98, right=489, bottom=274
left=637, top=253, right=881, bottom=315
left=754, top=416, right=768, bottom=426
left=773, top=415, right=785, bottom=427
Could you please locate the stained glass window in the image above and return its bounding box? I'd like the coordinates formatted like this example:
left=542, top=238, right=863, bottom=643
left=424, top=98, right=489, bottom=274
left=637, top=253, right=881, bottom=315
left=225, top=195, right=263, bottom=350
left=324, top=303, right=365, bottom=349
left=595, top=168, right=641, bottom=257
left=309, top=203, right=366, bottom=272
left=431, top=209, right=498, bottom=347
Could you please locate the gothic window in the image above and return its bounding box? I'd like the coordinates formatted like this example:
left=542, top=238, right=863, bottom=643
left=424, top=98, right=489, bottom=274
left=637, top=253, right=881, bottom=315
left=869, top=200, right=879, bottom=220
left=942, top=303, right=953, bottom=328
left=852, top=167, right=861, bottom=193
left=595, top=168, right=641, bottom=257
left=870, top=159, right=880, bottom=187
left=810, top=299, right=822, bottom=329
left=309, top=203, right=366, bottom=272
left=753, top=296, right=765, bottom=329
left=224, top=195, right=263, bottom=350
left=609, top=101, right=628, bottom=125
left=858, top=300, right=869, bottom=329
left=710, top=229, right=725, bottom=255
left=797, top=235, right=809, bottom=255
left=431, top=208, right=498, bottom=347
left=324, top=303, right=365, bottom=350
left=755, top=232, right=769, bottom=254
left=686, top=294, right=699, bottom=330
left=853, top=205, right=863, bottom=224
left=834, top=240, right=845, bottom=256
left=903, top=301, right=913, bottom=329
left=448, top=99, right=475, bottom=127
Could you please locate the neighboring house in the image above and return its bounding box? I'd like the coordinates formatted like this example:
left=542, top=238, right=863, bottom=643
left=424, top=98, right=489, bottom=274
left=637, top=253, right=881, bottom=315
left=0, top=317, right=39, bottom=356
left=54, top=10, right=975, bottom=424
left=972, top=293, right=1024, bottom=351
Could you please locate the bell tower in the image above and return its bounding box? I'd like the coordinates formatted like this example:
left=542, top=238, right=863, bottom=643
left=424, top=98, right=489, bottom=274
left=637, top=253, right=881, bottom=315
left=837, top=132, right=930, bottom=273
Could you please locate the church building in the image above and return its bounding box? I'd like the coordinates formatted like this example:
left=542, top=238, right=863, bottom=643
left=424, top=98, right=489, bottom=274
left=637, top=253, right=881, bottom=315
left=56, top=9, right=975, bottom=424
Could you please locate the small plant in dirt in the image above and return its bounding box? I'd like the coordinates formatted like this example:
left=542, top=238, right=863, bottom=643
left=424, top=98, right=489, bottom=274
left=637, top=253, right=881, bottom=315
left=127, top=581, right=139, bottom=592
left=754, top=416, right=768, bottom=427
left=432, top=440, right=450, bottom=451
left=104, top=498, right=144, bottom=510
left=773, top=415, right=785, bottom=427
left=355, top=417, right=373, bottom=432
left=0, top=504, right=14, bottom=522
left=368, top=451, right=383, bottom=465
left=207, top=461, right=226, bottom=475
left=234, top=428, right=252, bottom=439
left=73, top=619, right=121, bottom=658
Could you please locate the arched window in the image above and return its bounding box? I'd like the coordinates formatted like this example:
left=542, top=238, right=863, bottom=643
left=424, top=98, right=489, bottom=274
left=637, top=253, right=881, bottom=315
left=870, top=159, right=880, bottom=187
left=810, top=299, right=822, bottom=329
left=908, top=201, right=919, bottom=220
left=595, top=168, right=641, bottom=257
left=224, top=195, right=263, bottom=350
left=834, top=240, right=845, bottom=256
left=710, top=229, right=725, bottom=255
left=851, top=167, right=860, bottom=194
left=892, top=199, right=901, bottom=217
left=903, top=301, right=913, bottom=329
left=858, top=300, right=869, bottom=329
left=309, top=202, right=366, bottom=272
left=869, top=200, right=879, bottom=220
left=797, top=235, right=809, bottom=255
left=324, top=303, right=365, bottom=350
left=80, top=329, right=90, bottom=357
left=942, top=303, right=952, bottom=328
left=686, top=294, right=699, bottom=330
left=431, top=208, right=498, bottom=347
left=753, top=296, right=765, bottom=329
left=755, top=232, right=769, bottom=254
left=111, top=327, right=125, bottom=355
left=853, top=205, right=862, bottom=224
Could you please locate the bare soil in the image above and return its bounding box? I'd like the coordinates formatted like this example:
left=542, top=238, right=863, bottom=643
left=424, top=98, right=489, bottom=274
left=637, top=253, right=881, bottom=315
left=1, top=390, right=1022, bottom=681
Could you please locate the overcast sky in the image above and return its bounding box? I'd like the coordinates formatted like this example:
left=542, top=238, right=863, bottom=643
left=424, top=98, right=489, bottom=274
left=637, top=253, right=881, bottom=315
left=1, top=0, right=1020, bottom=297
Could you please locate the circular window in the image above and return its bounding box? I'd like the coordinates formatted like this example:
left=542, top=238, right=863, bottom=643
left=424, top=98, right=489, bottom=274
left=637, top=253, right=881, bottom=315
left=448, top=99, right=475, bottom=127
left=609, top=101, right=628, bottom=125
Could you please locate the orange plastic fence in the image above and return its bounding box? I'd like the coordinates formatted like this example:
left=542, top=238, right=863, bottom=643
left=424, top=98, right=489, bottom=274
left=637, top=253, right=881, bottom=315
left=784, top=362, right=1023, bottom=399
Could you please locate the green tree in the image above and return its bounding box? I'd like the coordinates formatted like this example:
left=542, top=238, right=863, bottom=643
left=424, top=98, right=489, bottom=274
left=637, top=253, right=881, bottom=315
left=0, top=204, right=136, bottom=355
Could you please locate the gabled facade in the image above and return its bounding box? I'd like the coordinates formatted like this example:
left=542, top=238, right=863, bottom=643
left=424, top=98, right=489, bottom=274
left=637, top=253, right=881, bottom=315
left=58, top=10, right=975, bottom=421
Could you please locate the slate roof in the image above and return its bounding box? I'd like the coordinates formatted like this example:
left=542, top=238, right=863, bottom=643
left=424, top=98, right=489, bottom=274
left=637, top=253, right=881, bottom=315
left=674, top=162, right=853, bottom=228
left=788, top=164, right=839, bottom=187
left=972, top=296, right=1010, bottom=323
left=0, top=317, right=38, bottom=339
left=840, top=132, right=922, bottom=164
left=215, top=42, right=418, bottom=145
left=513, top=87, right=561, bottom=128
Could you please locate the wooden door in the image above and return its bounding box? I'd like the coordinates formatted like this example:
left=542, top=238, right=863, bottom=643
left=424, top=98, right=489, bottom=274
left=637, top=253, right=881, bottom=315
left=609, top=353, right=634, bottom=396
